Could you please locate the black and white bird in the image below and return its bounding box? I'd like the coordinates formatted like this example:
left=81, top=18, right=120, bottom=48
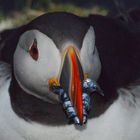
left=0, top=10, right=140, bottom=140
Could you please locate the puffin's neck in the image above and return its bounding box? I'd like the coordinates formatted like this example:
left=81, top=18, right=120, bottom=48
left=9, top=73, right=118, bottom=126
left=9, top=74, right=69, bottom=125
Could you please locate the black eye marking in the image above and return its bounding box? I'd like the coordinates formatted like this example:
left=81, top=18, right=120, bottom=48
left=29, top=39, right=38, bottom=61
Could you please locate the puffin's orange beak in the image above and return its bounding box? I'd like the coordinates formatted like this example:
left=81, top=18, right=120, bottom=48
left=59, top=46, right=84, bottom=124
left=49, top=46, right=85, bottom=124
left=68, top=47, right=83, bottom=124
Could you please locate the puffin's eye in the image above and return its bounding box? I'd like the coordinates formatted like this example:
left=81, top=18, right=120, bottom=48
left=29, top=39, right=38, bottom=61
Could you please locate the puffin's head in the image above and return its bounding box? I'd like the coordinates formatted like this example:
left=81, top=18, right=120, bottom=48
left=13, top=12, right=101, bottom=123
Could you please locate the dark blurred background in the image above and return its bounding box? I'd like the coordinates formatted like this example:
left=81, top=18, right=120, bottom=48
left=1, top=0, right=140, bottom=14
left=0, top=0, right=140, bottom=30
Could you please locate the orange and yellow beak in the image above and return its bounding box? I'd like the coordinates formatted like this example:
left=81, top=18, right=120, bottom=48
left=57, top=46, right=84, bottom=124
left=68, top=47, right=83, bottom=124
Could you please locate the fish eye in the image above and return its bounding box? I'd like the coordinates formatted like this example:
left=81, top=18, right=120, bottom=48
left=29, top=39, right=38, bottom=61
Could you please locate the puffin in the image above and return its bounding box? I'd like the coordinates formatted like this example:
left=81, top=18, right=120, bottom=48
left=0, top=10, right=140, bottom=140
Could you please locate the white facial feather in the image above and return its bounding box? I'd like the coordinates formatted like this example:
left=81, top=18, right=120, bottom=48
left=14, top=30, right=61, bottom=102
left=80, top=26, right=101, bottom=80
